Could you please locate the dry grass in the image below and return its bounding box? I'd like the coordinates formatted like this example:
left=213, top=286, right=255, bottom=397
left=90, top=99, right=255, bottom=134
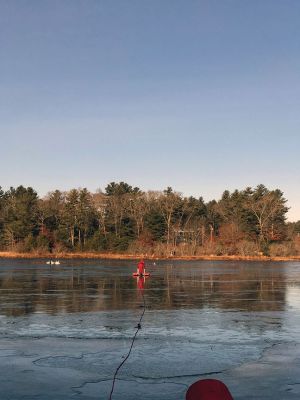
left=0, top=251, right=300, bottom=262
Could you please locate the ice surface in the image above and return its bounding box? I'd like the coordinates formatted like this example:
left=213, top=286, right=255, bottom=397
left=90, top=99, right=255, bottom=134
left=1, top=259, right=300, bottom=399
left=0, top=309, right=291, bottom=400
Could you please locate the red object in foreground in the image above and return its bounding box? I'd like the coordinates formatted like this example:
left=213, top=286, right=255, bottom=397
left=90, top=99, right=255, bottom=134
left=186, top=379, right=234, bottom=400
left=132, top=272, right=150, bottom=277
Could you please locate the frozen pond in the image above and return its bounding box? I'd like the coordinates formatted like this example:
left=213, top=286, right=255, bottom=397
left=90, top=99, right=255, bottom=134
left=1, top=259, right=300, bottom=399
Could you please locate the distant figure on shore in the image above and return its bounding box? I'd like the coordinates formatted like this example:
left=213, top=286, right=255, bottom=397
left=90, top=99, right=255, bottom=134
left=137, top=259, right=145, bottom=276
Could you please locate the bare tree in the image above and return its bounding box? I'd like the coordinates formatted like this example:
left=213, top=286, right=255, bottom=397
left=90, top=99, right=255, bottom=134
left=128, top=192, right=149, bottom=237
left=245, top=185, right=288, bottom=243
left=92, top=190, right=108, bottom=236
left=63, top=189, right=79, bottom=247
left=158, top=187, right=182, bottom=246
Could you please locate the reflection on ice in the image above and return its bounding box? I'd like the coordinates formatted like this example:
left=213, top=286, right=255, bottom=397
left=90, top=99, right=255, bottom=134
left=0, top=259, right=295, bottom=316
left=286, top=285, right=300, bottom=310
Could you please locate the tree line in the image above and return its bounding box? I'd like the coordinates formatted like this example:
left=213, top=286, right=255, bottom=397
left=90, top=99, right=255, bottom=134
left=0, top=182, right=299, bottom=257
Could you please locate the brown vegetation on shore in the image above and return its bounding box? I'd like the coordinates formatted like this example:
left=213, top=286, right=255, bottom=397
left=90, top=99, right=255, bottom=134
left=0, top=251, right=300, bottom=262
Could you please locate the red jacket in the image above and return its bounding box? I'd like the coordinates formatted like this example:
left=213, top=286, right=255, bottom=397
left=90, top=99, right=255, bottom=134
left=138, top=261, right=145, bottom=274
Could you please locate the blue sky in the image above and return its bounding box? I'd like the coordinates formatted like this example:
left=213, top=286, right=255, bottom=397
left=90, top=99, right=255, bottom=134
left=1, top=0, right=299, bottom=221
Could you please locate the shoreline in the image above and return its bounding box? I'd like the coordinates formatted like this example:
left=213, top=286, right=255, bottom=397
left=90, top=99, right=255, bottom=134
left=0, top=251, right=299, bottom=262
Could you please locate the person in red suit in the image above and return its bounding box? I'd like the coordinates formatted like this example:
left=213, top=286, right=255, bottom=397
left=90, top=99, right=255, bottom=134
left=137, top=259, right=145, bottom=276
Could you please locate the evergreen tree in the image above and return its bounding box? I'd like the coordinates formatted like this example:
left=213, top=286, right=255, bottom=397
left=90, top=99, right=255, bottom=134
left=2, top=186, right=39, bottom=248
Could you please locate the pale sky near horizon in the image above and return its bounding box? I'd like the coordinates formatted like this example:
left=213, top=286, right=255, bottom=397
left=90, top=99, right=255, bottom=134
left=1, top=1, right=300, bottom=221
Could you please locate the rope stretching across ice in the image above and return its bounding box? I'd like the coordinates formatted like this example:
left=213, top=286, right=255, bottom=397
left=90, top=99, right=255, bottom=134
left=108, top=288, right=146, bottom=399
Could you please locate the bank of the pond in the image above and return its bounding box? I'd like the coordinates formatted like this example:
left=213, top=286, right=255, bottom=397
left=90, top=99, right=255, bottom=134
left=0, top=251, right=300, bottom=262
